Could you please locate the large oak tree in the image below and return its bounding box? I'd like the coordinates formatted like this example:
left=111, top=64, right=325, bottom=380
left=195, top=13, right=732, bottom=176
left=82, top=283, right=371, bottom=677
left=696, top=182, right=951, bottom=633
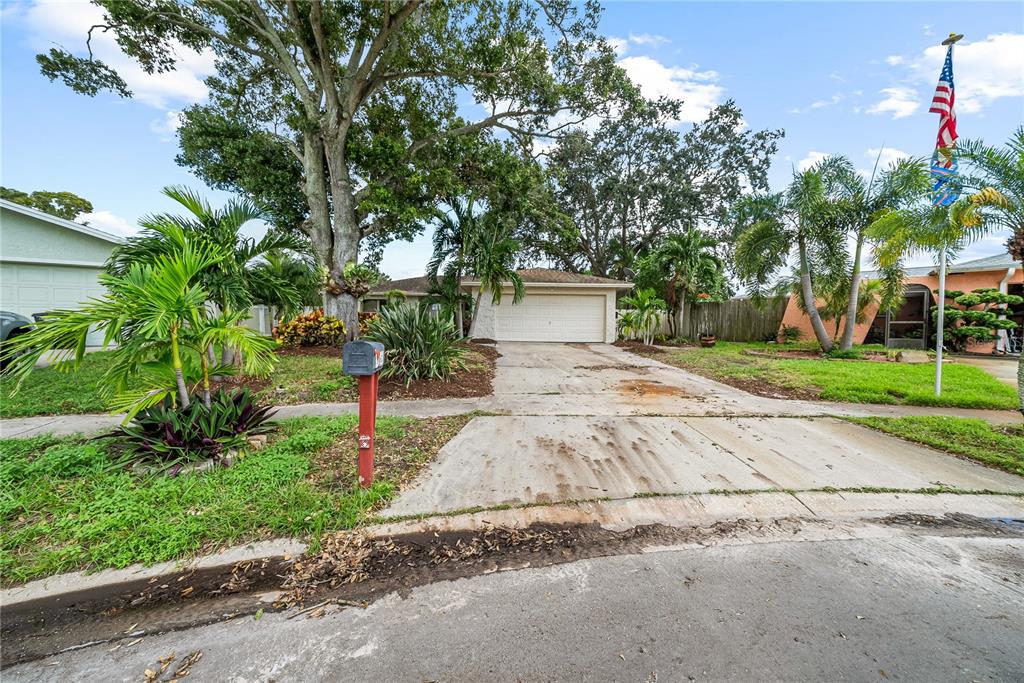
left=39, top=0, right=625, bottom=334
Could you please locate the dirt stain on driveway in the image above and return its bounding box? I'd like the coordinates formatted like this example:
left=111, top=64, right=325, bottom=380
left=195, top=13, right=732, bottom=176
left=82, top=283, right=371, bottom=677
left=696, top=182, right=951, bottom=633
left=617, top=379, right=697, bottom=400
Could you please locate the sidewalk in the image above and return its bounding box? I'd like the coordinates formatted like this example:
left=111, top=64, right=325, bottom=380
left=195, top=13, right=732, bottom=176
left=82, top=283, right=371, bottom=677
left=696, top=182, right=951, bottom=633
left=1, top=397, right=1019, bottom=438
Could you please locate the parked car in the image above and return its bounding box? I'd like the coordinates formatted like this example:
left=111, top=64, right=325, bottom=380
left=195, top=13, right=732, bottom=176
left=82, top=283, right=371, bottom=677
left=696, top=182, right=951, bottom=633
left=0, top=311, right=34, bottom=370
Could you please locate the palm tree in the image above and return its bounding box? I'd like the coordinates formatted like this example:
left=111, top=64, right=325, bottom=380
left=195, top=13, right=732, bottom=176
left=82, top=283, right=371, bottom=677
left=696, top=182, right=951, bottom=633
left=959, top=128, right=1024, bottom=413
left=466, top=222, right=526, bottom=338
left=814, top=154, right=931, bottom=350
left=250, top=249, right=321, bottom=325
left=733, top=166, right=847, bottom=352
left=3, top=230, right=277, bottom=418
left=618, top=288, right=667, bottom=346
left=427, top=197, right=480, bottom=336
left=637, top=228, right=724, bottom=338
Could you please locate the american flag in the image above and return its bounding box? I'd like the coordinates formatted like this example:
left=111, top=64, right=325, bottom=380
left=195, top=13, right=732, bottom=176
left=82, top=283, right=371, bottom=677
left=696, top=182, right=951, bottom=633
left=929, top=45, right=959, bottom=206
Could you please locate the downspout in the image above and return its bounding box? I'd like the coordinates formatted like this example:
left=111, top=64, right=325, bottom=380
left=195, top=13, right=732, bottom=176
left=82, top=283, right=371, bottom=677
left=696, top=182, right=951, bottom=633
left=996, top=267, right=1015, bottom=353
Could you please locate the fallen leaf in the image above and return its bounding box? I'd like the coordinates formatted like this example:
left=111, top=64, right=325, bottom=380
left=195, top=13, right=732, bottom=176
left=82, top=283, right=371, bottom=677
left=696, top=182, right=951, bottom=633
left=254, top=608, right=264, bottom=621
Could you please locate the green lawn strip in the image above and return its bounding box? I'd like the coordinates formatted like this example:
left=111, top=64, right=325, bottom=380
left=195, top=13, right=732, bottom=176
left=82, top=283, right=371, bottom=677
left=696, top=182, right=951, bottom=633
left=0, top=352, right=114, bottom=417
left=847, top=416, right=1024, bottom=477
left=656, top=342, right=1016, bottom=410
left=0, top=414, right=468, bottom=585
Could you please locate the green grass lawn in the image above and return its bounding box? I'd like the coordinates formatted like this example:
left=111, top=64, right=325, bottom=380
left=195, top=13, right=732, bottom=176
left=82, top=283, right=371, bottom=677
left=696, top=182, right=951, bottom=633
left=0, top=414, right=467, bottom=584
left=652, top=342, right=1017, bottom=410
left=849, top=416, right=1024, bottom=477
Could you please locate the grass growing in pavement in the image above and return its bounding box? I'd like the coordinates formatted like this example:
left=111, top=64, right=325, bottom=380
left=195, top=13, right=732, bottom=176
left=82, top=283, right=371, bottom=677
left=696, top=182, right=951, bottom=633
left=0, top=414, right=467, bottom=585
left=849, top=416, right=1024, bottom=476
left=652, top=342, right=1017, bottom=410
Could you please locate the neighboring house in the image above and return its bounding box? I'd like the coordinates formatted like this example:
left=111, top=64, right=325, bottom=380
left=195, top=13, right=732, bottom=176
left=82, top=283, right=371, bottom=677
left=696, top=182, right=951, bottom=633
left=779, top=252, right=1023, bottom=353
left=0, top=199, right=124, bottom=345
left=365, top=268, right=632, bottom=343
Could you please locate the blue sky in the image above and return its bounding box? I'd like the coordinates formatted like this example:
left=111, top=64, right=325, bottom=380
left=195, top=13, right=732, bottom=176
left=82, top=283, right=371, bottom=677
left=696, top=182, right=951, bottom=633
left=2, top=1, right=1022, bottom=278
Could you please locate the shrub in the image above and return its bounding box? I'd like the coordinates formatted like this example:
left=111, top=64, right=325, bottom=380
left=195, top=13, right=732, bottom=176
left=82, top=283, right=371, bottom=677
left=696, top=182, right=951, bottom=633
left=364, top=303, right=467, bottom=384
left=779, top=325, right=803, bottom=343
left=110, top=388, right=276, bottom=470
left=276, top=309, right=346, bottom=347
left=358, top=311, right=378, bottom=336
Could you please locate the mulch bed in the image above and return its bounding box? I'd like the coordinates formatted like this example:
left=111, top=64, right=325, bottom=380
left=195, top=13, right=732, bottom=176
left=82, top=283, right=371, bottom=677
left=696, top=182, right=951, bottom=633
left=376, top=342, right=498, bottom=401
left=613, top=340, right=665, bottom=354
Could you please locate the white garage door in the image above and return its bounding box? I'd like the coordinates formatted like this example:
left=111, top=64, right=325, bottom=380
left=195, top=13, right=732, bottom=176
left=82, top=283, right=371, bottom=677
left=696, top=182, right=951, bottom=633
left=494, top=293, right=606, bottom=342
left=0, top=262, right=108, bottom=344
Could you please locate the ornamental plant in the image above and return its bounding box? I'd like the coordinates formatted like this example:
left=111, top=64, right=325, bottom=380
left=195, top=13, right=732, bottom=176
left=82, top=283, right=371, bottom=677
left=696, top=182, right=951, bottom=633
left=933, top=288, right=1022, bottom=352
left=364, top=303, right=467, bottom=384
left=275, top=310, right=347, bottom=347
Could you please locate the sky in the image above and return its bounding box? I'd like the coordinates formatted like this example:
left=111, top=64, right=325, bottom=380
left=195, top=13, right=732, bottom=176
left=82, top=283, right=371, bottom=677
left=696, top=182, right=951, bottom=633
left=2, top=1, right=1023, bottom=280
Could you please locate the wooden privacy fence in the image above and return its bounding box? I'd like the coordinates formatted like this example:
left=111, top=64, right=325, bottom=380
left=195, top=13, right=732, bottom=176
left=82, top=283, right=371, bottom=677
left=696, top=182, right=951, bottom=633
left=656, top=297, right=789, bottom=341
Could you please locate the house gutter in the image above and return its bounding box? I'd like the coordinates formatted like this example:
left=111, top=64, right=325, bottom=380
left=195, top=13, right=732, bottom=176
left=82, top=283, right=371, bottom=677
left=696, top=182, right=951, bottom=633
left=996, top=267, right=1015, bottom=353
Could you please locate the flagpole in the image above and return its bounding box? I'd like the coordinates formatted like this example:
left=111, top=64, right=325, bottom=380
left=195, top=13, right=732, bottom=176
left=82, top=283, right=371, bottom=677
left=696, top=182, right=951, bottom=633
left=932, top=32, right=962, bottom=397
left=935, top=246, right=946, bottom=395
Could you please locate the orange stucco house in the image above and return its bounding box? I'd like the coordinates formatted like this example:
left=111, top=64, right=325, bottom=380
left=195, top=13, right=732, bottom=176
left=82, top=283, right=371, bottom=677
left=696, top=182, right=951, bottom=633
left=779, top=252, right=1023, bottom=354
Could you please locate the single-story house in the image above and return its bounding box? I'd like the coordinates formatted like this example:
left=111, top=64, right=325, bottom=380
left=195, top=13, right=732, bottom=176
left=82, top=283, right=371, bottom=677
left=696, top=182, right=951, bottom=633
left=779, top=252, right=1023, bottom=353
left=0, top=199, right=124, bottom=345
left=365, top=268, right=633, bottom=343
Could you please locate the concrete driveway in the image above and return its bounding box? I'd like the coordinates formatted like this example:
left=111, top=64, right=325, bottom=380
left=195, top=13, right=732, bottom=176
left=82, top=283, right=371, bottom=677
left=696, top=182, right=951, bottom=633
left=384, top=343, right=1024, bottom=516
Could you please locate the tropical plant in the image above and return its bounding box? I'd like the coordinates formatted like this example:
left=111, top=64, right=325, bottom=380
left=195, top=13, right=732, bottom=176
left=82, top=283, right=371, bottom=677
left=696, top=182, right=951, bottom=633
left=618, top=288, right=667, bottom=346
left=732, top=165, right=848, bottom=351
left=811, top=154, right=930, bottom=350
left=364, top=303, right=467, bottom=384
left=275, top=310, right=347, bottom=348
left=465, top=223, right=526, bottom=338
left=250, top=248, right=321, bottom=324
left=634, top=228, right=725, bottom=338
left=111, top=388, right=276, bottom=470
left=107, top=187, right=307, bottom=316
left=427, top=197, right=482, bottom=337
left=959, top=128, right=1024, bottom=413
left=2, top=231, right=278, bottom=419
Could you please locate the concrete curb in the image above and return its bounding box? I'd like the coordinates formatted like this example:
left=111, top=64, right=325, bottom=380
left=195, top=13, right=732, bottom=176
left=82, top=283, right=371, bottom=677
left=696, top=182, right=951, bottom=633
left=0, top=538, right=307, bottom=617
left=6, top=491, right=1021, bottom=617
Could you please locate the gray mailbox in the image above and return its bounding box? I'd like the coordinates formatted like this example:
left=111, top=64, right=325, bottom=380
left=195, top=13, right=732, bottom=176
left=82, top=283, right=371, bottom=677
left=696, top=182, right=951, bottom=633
left=343, top=340, right=385, bottom=376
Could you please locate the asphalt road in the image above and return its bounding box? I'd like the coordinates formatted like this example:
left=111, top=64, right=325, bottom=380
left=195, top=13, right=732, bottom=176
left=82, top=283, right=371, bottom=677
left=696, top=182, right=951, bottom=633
left=9, top=525, right=1023, bottom=682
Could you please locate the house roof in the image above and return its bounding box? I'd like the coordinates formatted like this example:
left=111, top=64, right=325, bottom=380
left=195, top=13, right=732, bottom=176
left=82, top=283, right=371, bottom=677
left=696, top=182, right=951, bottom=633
left=0, top=198, right=125, bottom=244
left=367, top=268, right=633, bottom=297
left=861, top=251, right=1020, bottom=279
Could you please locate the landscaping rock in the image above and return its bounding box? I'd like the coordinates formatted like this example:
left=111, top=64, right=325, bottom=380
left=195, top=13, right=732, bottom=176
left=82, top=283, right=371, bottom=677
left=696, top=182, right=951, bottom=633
left=247, top=435, right=268, bottom=450
left=895, top=350, right=930, bottom=364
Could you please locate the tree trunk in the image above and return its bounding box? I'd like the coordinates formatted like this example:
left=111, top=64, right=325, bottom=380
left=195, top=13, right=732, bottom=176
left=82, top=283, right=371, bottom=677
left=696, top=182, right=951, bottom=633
left=456, top=301, right=464, bottom=339
left=322, top=131, right=363, bottom=339
left=170, top=327, right=190, bottom=408
left=839, top=231, right=865, bottom=351
left=1018, top=351, right=1024, bottom=418
left=467, top=291, right=483, bottom=338
left=797, top=234, right=834, bottom=352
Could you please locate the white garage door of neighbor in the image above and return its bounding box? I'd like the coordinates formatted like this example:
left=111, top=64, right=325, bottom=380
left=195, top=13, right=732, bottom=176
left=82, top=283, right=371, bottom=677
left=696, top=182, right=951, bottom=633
left=494, top=293, right=606, bottom=342
left=0, top=262, right=108, bottom=344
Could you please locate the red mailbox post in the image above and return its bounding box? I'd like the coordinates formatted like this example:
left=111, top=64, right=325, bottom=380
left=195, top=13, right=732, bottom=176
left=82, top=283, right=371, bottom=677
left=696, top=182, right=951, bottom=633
left=343, top=341, right=385, bottom=488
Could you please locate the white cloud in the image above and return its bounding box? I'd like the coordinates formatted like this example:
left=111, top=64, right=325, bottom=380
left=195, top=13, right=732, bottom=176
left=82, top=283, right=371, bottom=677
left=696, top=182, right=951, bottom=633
left=865, top=146, right=911, bottom=169
left=628, top=33, right=670, bottom=48
left=617, top=56, right=724, bottom=123
left=20, top=1, right=215, bottom=110
left=909, top=33, right=1024, bottom=114
left=789, top=93, right=844, bottom=114
left=150, top=110, right=184, bottom=141
left=885, top=55, right=904, bottom=66
left=797, top=151, right=829, bottom=172
left=78, top=210, right=136, bottom=237
left=866, top=87, right=920, bottom=119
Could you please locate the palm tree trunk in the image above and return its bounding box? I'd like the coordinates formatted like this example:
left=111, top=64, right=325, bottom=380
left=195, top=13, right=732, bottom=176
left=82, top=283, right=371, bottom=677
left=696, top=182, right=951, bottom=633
left=1018, top=352, right=1024, bottom=418
left=797, top=234, right=834, bottom=352
left=170, top=326, right=190, bottom=408
left=839, top=231, right=865, bottom=350
left=200, top=351, right=212, bottom=408
left=467, top=291, right=483, bottom=338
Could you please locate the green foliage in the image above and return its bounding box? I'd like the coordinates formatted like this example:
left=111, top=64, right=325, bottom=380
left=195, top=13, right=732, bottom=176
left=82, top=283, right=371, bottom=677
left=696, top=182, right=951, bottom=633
left=2, top=229, right=278, bottom=419
left=365, top=303, right=467, bottom=384
left=634, top=228, right=726, bottom=338
left=850, top=416, right=1024, bottom=477
left=618, top=288, right=667, bottom=346
left=275, top=310, right=347, bottom=348
left=0, top=186, right=93, bottom=220
left=779, top=325, right=804, bottom=343
left=0, top=352, right=112, bottom=417
left=536, top=99, right=782, bottom=277
left=933, top=287, right=1020, bottom=352
left=250, top=250, right=322, bottom=323
left=111, top=388, right=276, bottom=468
